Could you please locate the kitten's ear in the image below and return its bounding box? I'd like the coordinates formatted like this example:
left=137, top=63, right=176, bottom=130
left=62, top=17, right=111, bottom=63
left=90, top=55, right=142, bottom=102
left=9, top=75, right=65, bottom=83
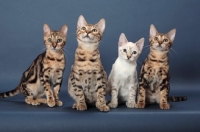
left=97, top=18, right=105, bottom=33
left=43, top=24, right=51, bottom=36
left=118, top=33, right=128, bottom=46
left=136, top=38, right=145, bottom=52
left=167, top=29, right=176, bottom=42
left=150, top=24, right=157, bottom=37
left=60, top=24, right=68, bottom=36
left=77, top=15, right=87, bottom=29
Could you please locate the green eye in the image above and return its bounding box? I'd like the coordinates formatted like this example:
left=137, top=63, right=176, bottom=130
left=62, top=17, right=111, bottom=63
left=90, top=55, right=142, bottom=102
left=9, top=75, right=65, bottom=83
left=163, top=39, right=168, bottom=42
left=57, top=39, right=62, bottom=43
left=154, top=37, right=158, bottom=41
left=92, top=29, right=97, bottom=32
left=48, top=38, right=52, bottom=42
left=81, top=27, right=86, bottom=30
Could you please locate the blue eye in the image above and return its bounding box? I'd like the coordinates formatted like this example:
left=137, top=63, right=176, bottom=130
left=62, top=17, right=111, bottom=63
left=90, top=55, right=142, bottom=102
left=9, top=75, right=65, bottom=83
left=123, top=49, right=127, bottom=52
left=133, top=51, right=137, bottom=54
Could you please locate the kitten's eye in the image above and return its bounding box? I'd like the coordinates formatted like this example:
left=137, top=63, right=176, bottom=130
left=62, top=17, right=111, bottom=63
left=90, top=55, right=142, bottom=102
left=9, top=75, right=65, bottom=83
left=154, top=37, right=158, bottom=41
left=81, top=27, right=86, bottom=30
left=92, top=29, right=97, bottom=32
left=123, top=49, right=127, bottom=52
left=48, top=38, right=52, bottom=42
left=57, top=39, right=62, bottom=43
left=133, top=51, right=137, bottom=54
left=163, top=39, right=168, bottom=42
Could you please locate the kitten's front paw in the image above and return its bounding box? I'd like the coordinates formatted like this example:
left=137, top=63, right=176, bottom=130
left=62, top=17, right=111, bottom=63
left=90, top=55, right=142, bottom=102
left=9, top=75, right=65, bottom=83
left=108, top=102, right=118, bottom=108
left=56, top=100, right=63, bottom=106
left=126, top=102, right=135, bottom=108
left=47, top=99, right=56, bottom=107
left=160, top=103, right=170, bottom=110
left=97, top=105, right=110, bottom=112
left=76, top=103, right=87, bottom=111
left=135, top=102, right=145, bottom=109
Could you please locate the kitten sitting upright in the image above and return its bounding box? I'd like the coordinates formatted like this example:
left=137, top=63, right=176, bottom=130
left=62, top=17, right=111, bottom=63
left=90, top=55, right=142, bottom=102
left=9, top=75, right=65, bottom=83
left=108, top=33, right=144, bottom=108
left=136, top=24, right=187, bottom=109
left=68, top=15, right=109, bottom=112
left=0, top=24, right=68, bottom=107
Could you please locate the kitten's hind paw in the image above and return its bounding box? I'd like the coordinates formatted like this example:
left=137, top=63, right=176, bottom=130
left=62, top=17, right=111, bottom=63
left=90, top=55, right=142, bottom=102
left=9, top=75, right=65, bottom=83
left=126, top=102, right=135, bottom=108
left=56, top=100, right=63, bottom=106
left=76, top=103, right=87, bottom=111
left=108, top=102, right=118, bottom=108
left=160, top=103, right=170, bottom=110
left=135, top=102, right=145, bottom=109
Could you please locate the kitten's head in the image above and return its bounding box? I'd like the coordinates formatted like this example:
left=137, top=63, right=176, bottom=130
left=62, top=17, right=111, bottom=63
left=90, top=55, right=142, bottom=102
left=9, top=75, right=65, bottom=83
left=118, top=33, right=144, bottom=61
left=43, top=24, right=68, bottom=51
left=149, top=24, right=176, bottom=52
left=76, top=15, right=105, bottom=43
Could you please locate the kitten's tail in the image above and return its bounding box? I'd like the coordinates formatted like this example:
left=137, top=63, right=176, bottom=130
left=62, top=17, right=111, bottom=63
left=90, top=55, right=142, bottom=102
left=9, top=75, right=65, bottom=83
left=0, top=86, right=20, bottom=98
left=168, top=96, right=187, bottom=102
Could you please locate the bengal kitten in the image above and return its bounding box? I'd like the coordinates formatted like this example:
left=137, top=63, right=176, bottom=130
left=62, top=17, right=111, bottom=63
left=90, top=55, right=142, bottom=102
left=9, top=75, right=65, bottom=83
left=136, top=24, right=187, bottom=109
left=68, top=15, right=109, bottom=112
left=0, top=24, right=68, bottom=107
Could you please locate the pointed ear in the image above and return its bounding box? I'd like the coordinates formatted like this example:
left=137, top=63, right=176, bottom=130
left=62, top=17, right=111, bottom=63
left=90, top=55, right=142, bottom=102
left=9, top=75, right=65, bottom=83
left=60, top=24, right=68, bottom=36
left=150, top=24, right=157, bottom=37
left=167, top=29, right=176, bottom=42
left=96, top=18, right=105, bottom=33
left=43, top=24, right=51, bottom=36
left=118, top=33, right=128, bottom=46
left=77, top=15, right=87, bottom=29
left=136, top=38, right=144, bottom=52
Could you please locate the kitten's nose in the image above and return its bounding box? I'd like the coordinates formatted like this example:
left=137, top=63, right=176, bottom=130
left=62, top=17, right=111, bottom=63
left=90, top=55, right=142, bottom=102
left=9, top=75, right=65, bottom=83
left=127, top=55, right=131, bottom=60
left=53, top=43, right=57, bottom=48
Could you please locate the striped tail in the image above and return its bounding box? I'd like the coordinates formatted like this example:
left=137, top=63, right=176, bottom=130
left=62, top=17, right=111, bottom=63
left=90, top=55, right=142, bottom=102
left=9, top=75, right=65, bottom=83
left=168, top=96, right=187, bottom=102
left=0, top=87, right=20, bottom=98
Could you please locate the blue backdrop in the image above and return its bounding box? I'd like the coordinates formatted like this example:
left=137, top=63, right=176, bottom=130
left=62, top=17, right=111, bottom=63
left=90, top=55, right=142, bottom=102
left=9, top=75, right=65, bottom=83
left=0, top=0, right=199, bottom=131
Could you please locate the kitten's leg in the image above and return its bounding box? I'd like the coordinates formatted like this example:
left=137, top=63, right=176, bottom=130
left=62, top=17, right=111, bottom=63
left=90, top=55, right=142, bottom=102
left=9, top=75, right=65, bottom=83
left=21, top=84, right=40, bottom=106
left=159, top=87, right=170, bottom=109
left=135, top=78, right=147, bottom=108
left=96, top=87, right=110, bottom=112
left=108, top=85, right=119, bottom=108
left=40, top=72, right=55, bottom=107
left=69, top=73, right=87, bottom=111
left=126, top=85, right=137, bottom=108
left=53, top=69, right=63, bottom=106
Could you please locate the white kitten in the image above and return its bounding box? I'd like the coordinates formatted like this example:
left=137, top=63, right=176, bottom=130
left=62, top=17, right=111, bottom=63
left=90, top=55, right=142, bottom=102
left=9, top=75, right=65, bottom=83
left=108, top=33, right=144, bottom=108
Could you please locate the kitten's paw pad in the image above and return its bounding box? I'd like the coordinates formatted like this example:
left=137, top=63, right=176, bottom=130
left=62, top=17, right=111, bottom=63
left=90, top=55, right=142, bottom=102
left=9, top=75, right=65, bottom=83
left=97, top=105, right=110, bottom=112
left=47, top=100, right=56, bottom=107
left=56, top=100, right=63, bottom=106
left=108, top=102, right=118, bottom=108
left=135, top=103, right=145, bottom=109
left=76, top=104, right=87, bottom=111
left=160, top=103, right=170, bottom=110
left=126, top=102, right=135, bottom=108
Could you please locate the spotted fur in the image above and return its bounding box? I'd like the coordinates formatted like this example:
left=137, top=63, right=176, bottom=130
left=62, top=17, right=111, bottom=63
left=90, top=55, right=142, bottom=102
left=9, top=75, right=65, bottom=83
left=0, top=24, right=68, bottom=107
left=136, top=24, right=187, bottom=109
left=108, top=33, right=144, bottom=108
left=68, top=15, right=109, bottom=112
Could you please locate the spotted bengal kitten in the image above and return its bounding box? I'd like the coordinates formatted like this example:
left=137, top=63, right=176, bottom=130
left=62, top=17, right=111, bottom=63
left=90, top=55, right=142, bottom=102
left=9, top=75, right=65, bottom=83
left=68, top=15, right=109, bottom=112
left=136, top=24, right=187, bottom=109
left=0, top=24, right=68, bottom=107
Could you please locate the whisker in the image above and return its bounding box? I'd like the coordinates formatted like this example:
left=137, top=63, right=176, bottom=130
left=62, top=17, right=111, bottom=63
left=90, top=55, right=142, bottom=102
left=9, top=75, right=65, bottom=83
left=144, top=45, right=150, bottom=48
left=144, top=48, right=150, bottom=53
left=137, top=60, right=142, bottom=66
left=169, top=51, right=173, bottom=59
left=170, top=48, right=178, bottom=54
